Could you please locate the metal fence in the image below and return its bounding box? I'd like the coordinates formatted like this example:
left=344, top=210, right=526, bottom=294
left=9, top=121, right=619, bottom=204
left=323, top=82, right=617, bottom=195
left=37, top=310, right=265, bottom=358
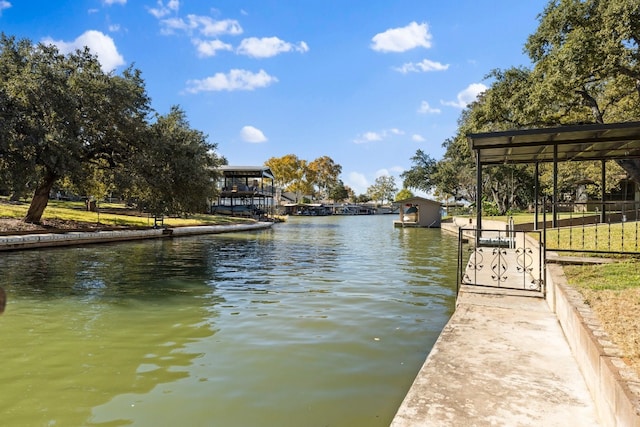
left=539, top=200, right=640, bottom=255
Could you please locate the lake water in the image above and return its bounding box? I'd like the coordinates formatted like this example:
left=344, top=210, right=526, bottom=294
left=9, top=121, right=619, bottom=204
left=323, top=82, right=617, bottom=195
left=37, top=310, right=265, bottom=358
left=0, top=215, right=459, bottom=427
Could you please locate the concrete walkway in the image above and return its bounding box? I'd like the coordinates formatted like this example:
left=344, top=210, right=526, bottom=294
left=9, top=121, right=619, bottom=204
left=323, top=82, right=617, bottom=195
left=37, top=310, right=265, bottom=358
left=391, top=286, right=601, bottom=426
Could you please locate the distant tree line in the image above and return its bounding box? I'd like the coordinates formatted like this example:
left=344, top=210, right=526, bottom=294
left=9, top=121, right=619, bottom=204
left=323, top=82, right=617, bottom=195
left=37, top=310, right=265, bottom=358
left=0, top=34, right=225, bottom=223
left=401, top=0, right=640, bottom=215
left=265, top=154, right=348, bottom=202
left=265, top=154, right=410, bottom=205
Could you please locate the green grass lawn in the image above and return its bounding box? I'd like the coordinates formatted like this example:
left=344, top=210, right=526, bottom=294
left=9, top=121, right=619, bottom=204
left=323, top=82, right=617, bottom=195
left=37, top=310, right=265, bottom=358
left=563, top=260, right=640, bottom=375
left=544, top=222, right=640, bottom=253
left=0, top=199, right=254, bottom=227
left=564, top=260, right=640, bottom=291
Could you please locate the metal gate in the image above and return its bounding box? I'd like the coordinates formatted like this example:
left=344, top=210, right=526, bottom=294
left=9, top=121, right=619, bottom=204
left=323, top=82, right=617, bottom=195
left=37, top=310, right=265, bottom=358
left=457, top=228, right=545, bottom=296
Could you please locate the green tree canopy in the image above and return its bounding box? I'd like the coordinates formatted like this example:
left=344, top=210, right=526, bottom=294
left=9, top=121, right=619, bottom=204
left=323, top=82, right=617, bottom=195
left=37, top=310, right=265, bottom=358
left=123, top=106, right=223, bottom=215
left=327, top=179, right=349, bottom=203
left=367, top=175, right=397, bottom=205
left=307, top=156, right=342, bottom=200
left=524, top=0, right=640, bottom=182
left=0, top=34, right=151, bottom=223
left=0, top=34, right=224, bottom=221
left=400, top=149, right=437, bottom=194
left=395, top=188, right=414, bottom=201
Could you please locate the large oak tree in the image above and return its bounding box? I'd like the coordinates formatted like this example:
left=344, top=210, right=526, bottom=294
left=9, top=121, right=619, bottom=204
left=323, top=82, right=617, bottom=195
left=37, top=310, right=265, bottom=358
left=403, top=0, right=640, bottom=213
left=1, top=34, right=222, bottom=222
left=0, top=34, right=151, bottom=223
left=525, top=0, right=640, bottom=183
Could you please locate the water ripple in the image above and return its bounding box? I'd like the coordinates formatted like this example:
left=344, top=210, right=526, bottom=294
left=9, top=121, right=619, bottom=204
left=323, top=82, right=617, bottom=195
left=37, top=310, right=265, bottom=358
left=0, top=215, right=458, bottom=427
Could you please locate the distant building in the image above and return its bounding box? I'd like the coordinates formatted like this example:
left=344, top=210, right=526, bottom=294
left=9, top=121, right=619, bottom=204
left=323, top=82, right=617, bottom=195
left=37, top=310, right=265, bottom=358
left=393, top=196, right=442, bottom=228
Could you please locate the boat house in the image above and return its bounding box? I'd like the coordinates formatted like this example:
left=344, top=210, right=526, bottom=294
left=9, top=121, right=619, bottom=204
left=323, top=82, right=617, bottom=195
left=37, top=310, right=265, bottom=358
left=212, top=166, right=275, bottom=218
left=393, top=197, right=442, bottom=228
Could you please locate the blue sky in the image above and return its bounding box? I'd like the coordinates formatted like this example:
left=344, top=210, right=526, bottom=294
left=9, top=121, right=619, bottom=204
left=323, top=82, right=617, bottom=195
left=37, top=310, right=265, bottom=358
left=1, top=0, right=548, bottom=196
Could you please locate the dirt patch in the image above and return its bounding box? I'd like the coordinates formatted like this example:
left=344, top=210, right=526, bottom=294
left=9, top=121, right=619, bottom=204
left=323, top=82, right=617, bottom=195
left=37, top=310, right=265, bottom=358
left=0, top=218, right=121, bottom=234
left=578, top=287, right=640, bottom=376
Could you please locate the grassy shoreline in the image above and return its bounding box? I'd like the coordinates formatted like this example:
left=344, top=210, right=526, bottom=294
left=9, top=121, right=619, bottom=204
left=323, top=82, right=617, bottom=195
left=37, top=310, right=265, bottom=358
left=0, top=199, right=255, bottom=229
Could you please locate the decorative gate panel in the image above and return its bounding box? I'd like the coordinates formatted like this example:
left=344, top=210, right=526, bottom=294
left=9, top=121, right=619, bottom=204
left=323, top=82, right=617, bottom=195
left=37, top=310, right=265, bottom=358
left=457, top=228, right=544, bottom=294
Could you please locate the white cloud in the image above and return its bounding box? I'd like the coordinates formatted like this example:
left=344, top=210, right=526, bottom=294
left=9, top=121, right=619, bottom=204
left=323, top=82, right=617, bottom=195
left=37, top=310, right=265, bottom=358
left=354, top=131, right=382, bottom=144
left=103, top=0, right=126, bottom=5
left=148, top=0, right=179, bottom=19
left=346, top=172, right=369, bottom=195
left=418, top=101, right=441, bottom=114
left=42, top=30, right=125, bottom=72
left=240, top=125, right=267, bottom=143
left=442, top=83, right=488, bottom=108
left=193, top=39, right=233, bottom=57
left=394, top=59, right=449, bottom=74
left=0, top=1, right=11, bottom=15
left=190, top=15, right=242, bottom=37
left=159, top=15, right=242, bottom=37
left=371, top=21, right=432, bottom=53
left=185, top=69, right=278, bottom=93
left=354, top=128, right=405, bottom=144
left=412, top=134, right=426, bottom=142
left=376, top=167, right=403, bottom=177
left=347, top=168, right=404, bottom=195
left=108, top=24, right=121, bottom=32
left=237, top=37, right=309, bottom=58
left=157, top=17, right=188, bottom=33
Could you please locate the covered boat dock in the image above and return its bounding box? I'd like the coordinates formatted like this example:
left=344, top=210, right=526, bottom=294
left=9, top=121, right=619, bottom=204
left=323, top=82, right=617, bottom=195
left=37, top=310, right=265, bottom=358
left=212, top=166, right=276, bottom=218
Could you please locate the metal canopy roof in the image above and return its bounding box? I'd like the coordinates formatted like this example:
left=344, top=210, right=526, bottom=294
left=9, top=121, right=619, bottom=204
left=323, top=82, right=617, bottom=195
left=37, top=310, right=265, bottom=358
left=218, top=165, right=274, bottom=179
left=467, top=121, right=640, bottom=165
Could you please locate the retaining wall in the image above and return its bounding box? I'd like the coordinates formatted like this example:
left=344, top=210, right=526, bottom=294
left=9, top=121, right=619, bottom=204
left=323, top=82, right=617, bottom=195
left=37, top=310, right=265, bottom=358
left=546, top=264, right=640, bottom=427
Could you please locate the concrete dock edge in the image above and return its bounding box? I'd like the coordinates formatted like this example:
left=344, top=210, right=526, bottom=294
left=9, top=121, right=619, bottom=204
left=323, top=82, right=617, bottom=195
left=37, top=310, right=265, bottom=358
left=393, top=220, right=640, bottom=426
left=0, top=221, right=274, bottom=251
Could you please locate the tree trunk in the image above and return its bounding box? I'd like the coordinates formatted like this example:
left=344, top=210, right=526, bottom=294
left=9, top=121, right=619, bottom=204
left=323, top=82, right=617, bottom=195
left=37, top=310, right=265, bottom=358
left=490, top=187, right=506, bottom=214
left=574, top=88, right=640, bottom=188
left=577, top=88, right=604, bottom=124
left=579, top=91, right=640, bottom=187
left=616, top=159, right=640, bottom=187
left=24, top=172, right=57, bottom=224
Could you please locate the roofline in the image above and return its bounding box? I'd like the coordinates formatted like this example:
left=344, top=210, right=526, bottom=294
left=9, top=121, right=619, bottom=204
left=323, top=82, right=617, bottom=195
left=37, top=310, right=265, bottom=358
left=394, top=196, right=441, bottom=205
left=218, top=165, right=274, bottom=179
left=467, top=121, right=640, bottom=144
left=467, top=121, right=640, bottom=165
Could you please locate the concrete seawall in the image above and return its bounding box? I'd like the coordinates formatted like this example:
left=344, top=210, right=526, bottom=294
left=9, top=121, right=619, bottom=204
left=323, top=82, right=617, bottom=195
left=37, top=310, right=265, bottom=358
left=392, top=221, right=640, bottom=426
left=0, top=222, right=273, bottom=251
